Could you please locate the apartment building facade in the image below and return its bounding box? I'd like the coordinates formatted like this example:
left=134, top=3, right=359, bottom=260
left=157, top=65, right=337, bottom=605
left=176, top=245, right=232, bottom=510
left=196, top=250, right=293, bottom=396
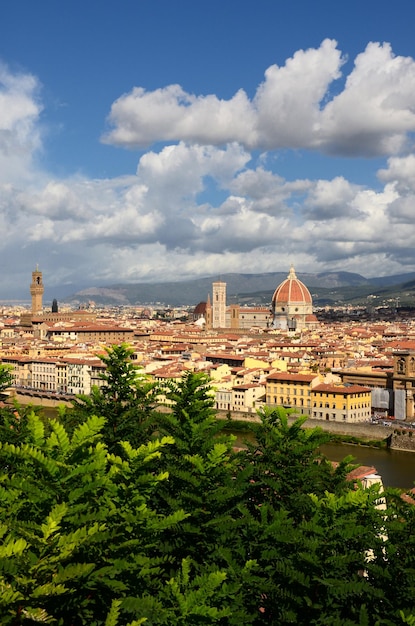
left=266, top=372, right=320, bottom=415
left=231, top=383, right=265, bottom=413
left=2, top=355, right=105, bottom=396
left=310, top=383, right=372, bottom=423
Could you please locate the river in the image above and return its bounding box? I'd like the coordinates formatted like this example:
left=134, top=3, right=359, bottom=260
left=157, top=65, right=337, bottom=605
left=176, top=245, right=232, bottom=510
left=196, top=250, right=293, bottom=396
left=320, top=442, right=415, bottom=490
left=227, top=430, right=415, bottom=490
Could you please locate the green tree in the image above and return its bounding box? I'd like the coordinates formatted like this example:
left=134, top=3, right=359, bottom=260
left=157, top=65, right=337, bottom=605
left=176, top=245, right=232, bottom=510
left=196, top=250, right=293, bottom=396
left=368, top=489, right=415, bottom=622
left=242, top=406, right=353, bottom=519
left=68, top=343, right=159, bottom=451
left=0, top=402, right=48, bottom=448
left=221, top=407, right=391, bottom=624
left=4, top=364, right=415, bottom=625
left=0, top=412, right=189, bottom=624
left=0, top=362, right=13, bottom=396
left=153, top=372, right=246, bottom=574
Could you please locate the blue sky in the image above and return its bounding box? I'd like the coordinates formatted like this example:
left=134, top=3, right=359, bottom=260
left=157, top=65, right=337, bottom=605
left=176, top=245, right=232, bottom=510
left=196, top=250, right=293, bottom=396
left=2, top=0, right=415, bottom=298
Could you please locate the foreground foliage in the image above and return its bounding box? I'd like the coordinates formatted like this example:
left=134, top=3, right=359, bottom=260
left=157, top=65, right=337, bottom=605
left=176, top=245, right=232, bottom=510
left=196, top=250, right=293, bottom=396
left=1, top=347, right=415, bottom=624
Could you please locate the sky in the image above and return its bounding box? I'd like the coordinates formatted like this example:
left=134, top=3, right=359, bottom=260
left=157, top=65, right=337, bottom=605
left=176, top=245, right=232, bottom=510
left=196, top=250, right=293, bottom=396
left=2, top=0, right=415, bottom=299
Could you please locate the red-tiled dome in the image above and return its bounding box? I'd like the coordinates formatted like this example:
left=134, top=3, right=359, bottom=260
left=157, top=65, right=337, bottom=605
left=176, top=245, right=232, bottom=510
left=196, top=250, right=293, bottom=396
left=272, top=266, right=312, bottom=305
left=193, top=301, right=207, bottom=316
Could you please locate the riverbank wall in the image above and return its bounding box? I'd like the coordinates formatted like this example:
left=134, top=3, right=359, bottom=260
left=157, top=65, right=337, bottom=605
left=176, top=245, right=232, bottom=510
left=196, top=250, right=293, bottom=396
left=217, top=410, right=415, bottom=453
left=218, top=410, right=387, bottom=439
left=297, top=419, right=415, bottom=453
left=10, top=392, right=73, bottom=410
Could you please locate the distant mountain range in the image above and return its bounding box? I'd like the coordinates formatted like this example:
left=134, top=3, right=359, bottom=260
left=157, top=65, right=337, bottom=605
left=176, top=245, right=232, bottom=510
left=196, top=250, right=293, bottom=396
left=63, top=270, right=415, bottom=308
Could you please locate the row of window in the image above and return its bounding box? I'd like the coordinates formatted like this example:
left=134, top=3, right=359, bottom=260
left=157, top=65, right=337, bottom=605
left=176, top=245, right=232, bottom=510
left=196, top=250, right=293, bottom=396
left=312, top=402, right=370, bottom=409
left=267, top=396, right=311, bottom=407
left=311, top=411, right=370, bottom=421
left=268, top=385, right=310, bottom=396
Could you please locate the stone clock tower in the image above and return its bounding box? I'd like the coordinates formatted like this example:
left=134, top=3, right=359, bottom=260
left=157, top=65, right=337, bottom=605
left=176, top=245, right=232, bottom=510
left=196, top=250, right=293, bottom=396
left=30, top=266, right=44, bottom=315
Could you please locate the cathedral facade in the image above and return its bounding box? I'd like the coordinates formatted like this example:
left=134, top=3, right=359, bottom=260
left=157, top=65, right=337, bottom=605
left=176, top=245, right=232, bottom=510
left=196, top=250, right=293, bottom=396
left=198, top=266, right=318, bottom=332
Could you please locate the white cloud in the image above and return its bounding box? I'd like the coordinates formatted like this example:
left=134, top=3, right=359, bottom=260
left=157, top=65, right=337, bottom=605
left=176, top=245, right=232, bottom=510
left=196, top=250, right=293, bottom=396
left=103, top=84, right=257, bottom=149
left=302, top=177, right=362, bottom=220
left=377, top=156, right=415, bottom=224
left=4, top=43, right=415, bottom=298
left=318, top=42, right=415, bottom=156
left=229, top=167, right=311, bottom=216
left=378, top=154, right=415, bottom=192
left=253, top=38, right=343, bottom=150
left=103, top=40, right=415, bottom=158
left=136, top=141, right=249, bottom=207
left=0, top=63, right=42, bottom=183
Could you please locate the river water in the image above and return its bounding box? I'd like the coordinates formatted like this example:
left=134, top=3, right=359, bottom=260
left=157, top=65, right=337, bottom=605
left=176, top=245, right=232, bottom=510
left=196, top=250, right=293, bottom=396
left=320, top=443, right=415, bottom=490
left=227, top=430, right=415, bottom=490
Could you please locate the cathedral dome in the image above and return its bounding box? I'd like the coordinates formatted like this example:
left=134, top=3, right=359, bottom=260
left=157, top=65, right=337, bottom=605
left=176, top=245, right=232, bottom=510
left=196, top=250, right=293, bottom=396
left=269, top=266, right=315, bottom=331
left=193, top=301, right=207, bottom=322
left=272, top=266, right=312, bottom=307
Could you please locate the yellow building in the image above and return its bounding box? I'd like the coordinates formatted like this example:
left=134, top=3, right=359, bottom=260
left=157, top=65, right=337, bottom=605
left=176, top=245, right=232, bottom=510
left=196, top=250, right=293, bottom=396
left=266, top=372, right=320, bottom=415
left=266, top=373, right=372, bottom=422
left=311, top=383, right=371, bottom=423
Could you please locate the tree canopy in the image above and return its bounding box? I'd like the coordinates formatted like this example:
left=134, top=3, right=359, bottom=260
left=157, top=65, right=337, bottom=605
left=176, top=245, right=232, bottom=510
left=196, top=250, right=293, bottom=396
left=1, top=346, right=415, bottom=624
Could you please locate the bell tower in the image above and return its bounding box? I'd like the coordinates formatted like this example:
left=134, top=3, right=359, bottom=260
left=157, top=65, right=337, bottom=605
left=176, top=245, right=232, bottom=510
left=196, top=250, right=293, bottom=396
left=30, top=266, right=44, bottom=315
left=212, top=280, right=226, bottom=328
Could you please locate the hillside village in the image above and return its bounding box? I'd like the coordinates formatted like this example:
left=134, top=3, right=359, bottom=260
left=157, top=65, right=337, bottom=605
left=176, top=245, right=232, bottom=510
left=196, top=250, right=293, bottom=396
left=2, top=267, right=415, bottom=425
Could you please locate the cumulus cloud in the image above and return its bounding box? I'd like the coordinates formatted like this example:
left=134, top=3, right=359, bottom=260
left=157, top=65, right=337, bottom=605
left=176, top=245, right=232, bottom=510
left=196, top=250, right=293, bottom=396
left=253, top=39, right=343, bottom=150
left=387, top=196, right=415, bottom=223
left=378, top=154, right=415, bottom=192
left=0, top=63, right=42, bottom=183
left=103, top=84, right=257, bottom=149
left=103, top=39, right=415, bottom=158
left=4, top=41, right=415, bottom=297
left=317, top=42, right=415, bottom=156
left=377, top=155, right=415, bottom=224
left=302, top=177, right=362, bottom=220
left=136, top=141, right=250, bottom=207
left=228, top=167, right=311, bottom=216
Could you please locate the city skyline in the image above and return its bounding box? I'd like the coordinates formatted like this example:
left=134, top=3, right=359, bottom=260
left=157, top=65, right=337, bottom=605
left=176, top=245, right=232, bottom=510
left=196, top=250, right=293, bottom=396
left=2, top=1, right=415, bottom=297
